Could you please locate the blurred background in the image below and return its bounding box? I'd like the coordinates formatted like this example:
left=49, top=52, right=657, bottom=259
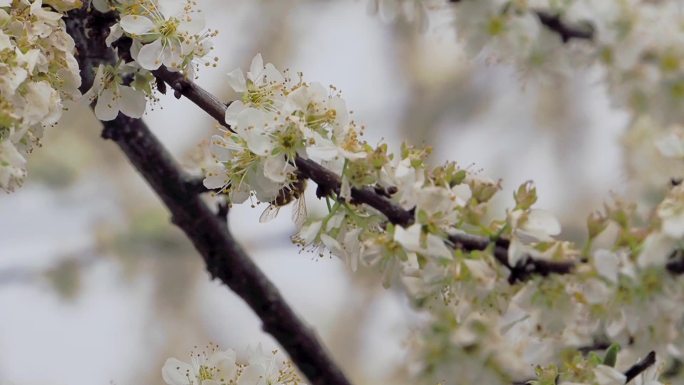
left=0, top=1, right=680, bottom=384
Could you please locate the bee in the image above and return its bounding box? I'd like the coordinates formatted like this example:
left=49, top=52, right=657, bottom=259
left=259, top=174, right=308, bottom=227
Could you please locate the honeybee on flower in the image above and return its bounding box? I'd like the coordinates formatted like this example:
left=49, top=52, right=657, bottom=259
left=259, top=172, right=308, bottom=227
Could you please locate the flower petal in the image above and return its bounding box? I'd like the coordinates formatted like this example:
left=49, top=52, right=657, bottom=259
left=119, top=15, right=155, bottom=35
left=248, top=53, right=264, bottom=80
left=136, top=39, right=164, bottom=70
left=226, top=69, right=247, bottom=93
left=94, top=88, right=119, bottom=121
left=158, top=0, right=184, bottom=19
left=119, top=86, right=146, bottom=118
left=161, top=357, right=195, bottom=385
left=224, top=100, right=245, bottom=126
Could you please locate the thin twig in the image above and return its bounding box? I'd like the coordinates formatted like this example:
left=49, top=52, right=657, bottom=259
left=66, top=8, right=353, bottom=385
left=534, top=10, right=594, bottom=42
left=624, top=351, right=656, bottom=383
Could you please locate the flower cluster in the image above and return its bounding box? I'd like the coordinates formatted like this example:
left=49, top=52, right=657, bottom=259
left=204, top=54, right=364, bottom=207
left=0, top=0, right=81, bottom=192
left=204, top=55, right=682, bottom=385
left=82, top=0, right=217, bottom=121
left=96, top=0, right=216, bottom=74
left=366, top=0, right=433, bottom=33
left=370, top=0, right=684, bottom=130
left=1, top=0, right=218, bottom=188
left=161, top=344, right=305, bottom=385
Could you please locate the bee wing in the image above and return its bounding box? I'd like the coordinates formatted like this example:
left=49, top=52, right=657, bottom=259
left=259, top=204, right=281, bottom=223
left=292, top=196, right=308, bottom=228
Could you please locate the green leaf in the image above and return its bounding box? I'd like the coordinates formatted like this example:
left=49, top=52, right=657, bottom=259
left=603, top=344, right=621, bottom=367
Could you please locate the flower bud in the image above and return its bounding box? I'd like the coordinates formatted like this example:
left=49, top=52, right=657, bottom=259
left=514, top=180, right=537, bottom=210
left=587, top=211, right=608, bottom=239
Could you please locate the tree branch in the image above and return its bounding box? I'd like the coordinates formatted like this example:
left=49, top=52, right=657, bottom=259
left=100, top=115, right=352, bottom=385
left=66, top=8, right=353, bottom=385
left=153, top=67, right=576, bottom=282
left=447, top=0, right=594, bottom=43
left=624, top=351, right=656, bottom=383
left=534, top=10, right=594, bottom=43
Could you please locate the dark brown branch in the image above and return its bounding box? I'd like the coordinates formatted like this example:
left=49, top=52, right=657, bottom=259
left=153, top=68, right=577, bottom=283
left=447, top=0, right=594, bottom=43
left=66, top=8, right=353, bottom=385
left=624, top=351, right=656, bottom=383
left=184, top=175, right=214, bottom=195
left=511, top=350, right=656, bottom=385
left=534, top=11, right=594, bottom=43
left=666, top=249, right=684, bottom=274
left=99, top=115, right=351, bottom=385
left=160, top=69, right=683, bottom=281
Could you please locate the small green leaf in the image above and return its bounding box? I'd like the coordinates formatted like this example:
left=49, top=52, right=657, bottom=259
left=603, top=344, right=621, bottom=367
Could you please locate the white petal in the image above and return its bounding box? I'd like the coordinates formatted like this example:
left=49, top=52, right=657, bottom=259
left=136, top=39, right=164, bottom=70
left=224, top=100, right=245, bottom=127
left=161, top=358, right=195, bottom=385
left=298, top=220, right=322, bottom=245
left=91, top=0, right=110, bottom=12
left=162, top=39, right=183, bottom=69
left=594, top=365, right=626, bottom=385
left=210, top=135, right=236, bottom=162
left=261, top=63, right=285, bottom=84
left=226, top=69, right=247, bottom=93
left=179, top=13, right=205, bottom=34
left=663, top=214, right=684, bottom=238
left=250, top=170, right=280, bottom=202
left=0, top=30, right=11, bottom=50
left=263, top=156, right=291, bottom=183
left=203, top=164, right=228, bottom=189
left=594, top=249, right=619, bottom=284
left=118, top=86, right=146, bottom=118
left=248, top=53, right=264, bottom=80
left=425, top=233, right=453, bottom=260
left=83, top=65, right=105, bottom=102
left=343, top=228, right=362, bottom=271
left=119, top=15, right=155, bottom=35
left=158, top=0, right=184, bottom=19
left=522, top=209, right=561, bottom=239
left=105, top=24, right=124, bottom=47
left=207, top=350, right=237, bottom=379
left=321, top=234, right=344, bottom=257
left=638, top=232, right=675, bottom=267
left=394, top=224, right=451, bottom=260
left=236, top=108, right=273, bottom=156
left=94, top=88, right=119, bottom=121
left=508, top=237, right=527, bottom=267
left=305, top=132, right=338, bottom=161
left=656, top=133, right=684, bottom=158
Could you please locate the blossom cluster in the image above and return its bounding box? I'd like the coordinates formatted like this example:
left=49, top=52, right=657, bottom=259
left=0, top=0, right=81, bottom=192
left=83, top=0, right=217, bottom=121
left=373, top=0, right=684, bottom=130
left=161, top=344, right=305, bottom=385
left=0, top=0, right=218, bottom=191
left=4, top=1, right=684, bottom=384
left=203, top=54, right=683, bottom=385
